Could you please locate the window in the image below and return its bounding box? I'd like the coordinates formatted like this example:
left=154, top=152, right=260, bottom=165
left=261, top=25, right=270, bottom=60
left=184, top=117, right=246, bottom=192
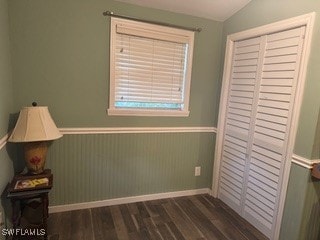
left=108, top=17, right=195, bottom=116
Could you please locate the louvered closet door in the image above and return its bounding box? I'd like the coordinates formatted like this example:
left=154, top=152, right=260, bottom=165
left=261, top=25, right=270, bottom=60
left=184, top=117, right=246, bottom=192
left=218, top=26, right=306, bottom=239
left=218, top=36, right=262, bottom=213
left=243, top=26, right=306, bottom=238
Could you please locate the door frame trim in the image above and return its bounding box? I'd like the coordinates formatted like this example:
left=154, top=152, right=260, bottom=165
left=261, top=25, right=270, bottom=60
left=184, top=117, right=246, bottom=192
left=212, top=12, right=315, bottom=240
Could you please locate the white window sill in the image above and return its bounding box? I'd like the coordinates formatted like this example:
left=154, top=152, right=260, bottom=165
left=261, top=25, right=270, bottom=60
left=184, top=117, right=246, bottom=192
left=107, top=108, right=190, bottom=117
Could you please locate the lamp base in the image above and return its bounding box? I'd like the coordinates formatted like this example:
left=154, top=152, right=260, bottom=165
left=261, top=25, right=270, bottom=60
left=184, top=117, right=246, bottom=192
left=24, top=142, right=48, bottom=174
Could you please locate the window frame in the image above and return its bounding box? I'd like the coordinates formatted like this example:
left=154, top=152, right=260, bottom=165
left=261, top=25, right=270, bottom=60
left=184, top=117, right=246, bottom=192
left=108, top=17, right=195, bottom=117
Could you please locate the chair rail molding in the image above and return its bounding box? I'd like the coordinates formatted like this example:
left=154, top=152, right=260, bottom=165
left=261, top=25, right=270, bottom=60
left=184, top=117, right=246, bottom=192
left=3, top=129, right=318, bottom=169
left=59, top=126, right=217, bottom=134
left=292, top=154, right=320, bottom=169
left=0, top=134, right=8, bottom=150
left=0, top=127, right=216, bottom=151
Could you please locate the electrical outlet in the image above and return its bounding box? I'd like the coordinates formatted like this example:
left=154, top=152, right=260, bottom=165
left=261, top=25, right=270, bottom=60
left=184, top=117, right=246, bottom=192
left=195, top=166, right=201, bottom=176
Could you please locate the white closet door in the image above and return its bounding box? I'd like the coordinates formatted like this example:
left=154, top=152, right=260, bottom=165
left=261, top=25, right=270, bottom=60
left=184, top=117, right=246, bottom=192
left=243, top=26, right=306, bottom=237
left=218, top=36, right=262, bottom=212
left=218, top=26, right=306, bottom=239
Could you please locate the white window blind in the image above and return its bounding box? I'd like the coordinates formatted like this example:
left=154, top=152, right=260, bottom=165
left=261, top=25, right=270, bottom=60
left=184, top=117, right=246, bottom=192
left=108, top=18, right=194, bottom=116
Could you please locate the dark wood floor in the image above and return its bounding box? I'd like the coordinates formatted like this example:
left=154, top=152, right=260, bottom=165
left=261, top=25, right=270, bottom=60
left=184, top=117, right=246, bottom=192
left=47, top=194, right=268, bottom=240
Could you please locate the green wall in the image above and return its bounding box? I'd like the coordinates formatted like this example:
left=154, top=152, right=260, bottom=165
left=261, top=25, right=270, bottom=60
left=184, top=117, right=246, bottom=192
left=282, top=164, right=320, bottom=240
left=223, top=1, right=320, bottom=239
left=280, top=164, right=312, bottom=239
left=6, top=0, right=221, bottom=215
left=6, top=0, right=221, bottom=219
left=0, top=0, right=13, bottom=136
left=4, top=0, right=320, bottom=239
left=0, top=0, right=14, bottom=238
left=8, top=0, right=223, bottom=128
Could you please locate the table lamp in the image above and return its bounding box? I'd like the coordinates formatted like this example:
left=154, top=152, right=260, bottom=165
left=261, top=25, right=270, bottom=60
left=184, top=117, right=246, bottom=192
left=8, top=103, right=62, bottom=174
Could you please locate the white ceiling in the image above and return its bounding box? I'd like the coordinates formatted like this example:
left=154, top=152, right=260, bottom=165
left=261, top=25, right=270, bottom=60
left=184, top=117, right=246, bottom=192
left=114, top=0, right=252, bottom=21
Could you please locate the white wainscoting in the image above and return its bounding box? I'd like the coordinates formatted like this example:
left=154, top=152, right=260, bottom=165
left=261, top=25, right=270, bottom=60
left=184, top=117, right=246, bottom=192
left=1, top=128, right=318, bottom=215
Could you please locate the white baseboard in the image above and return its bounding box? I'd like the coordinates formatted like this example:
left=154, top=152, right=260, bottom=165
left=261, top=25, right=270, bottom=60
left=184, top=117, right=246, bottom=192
left=49, top=188, right=210, bottom=213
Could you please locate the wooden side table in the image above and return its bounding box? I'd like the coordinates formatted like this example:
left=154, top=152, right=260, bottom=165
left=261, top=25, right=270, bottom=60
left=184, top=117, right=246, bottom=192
left=6, top=169, right=53, bottom=240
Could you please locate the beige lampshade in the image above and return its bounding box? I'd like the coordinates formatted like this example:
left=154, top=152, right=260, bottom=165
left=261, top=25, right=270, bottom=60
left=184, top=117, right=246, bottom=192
left=8, top=106, right=62, bottom=142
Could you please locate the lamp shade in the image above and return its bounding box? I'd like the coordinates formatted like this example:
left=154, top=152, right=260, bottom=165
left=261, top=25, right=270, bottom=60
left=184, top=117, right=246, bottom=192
left=8, top=106, right=62, bottom=142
